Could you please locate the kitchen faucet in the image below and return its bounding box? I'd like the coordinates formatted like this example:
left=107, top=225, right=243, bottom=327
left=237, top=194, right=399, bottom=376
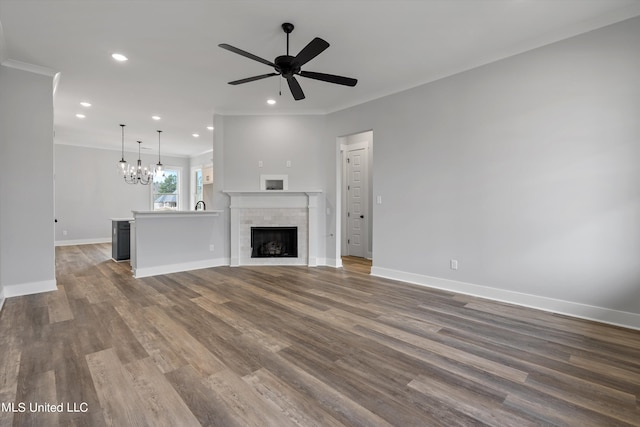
left=195, top=200, right=206, bottom=211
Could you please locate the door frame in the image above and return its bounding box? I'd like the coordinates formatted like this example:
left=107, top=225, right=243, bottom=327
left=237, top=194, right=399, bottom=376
left=336, top=130, right=373, bottom=266
left=342, top=141, right=369, bottom=258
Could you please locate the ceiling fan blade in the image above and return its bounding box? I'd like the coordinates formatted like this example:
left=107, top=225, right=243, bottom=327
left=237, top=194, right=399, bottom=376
left=228, top=73, right=279, bottom=85
left=218, top=43, right=277, bottom=68
left=294, top=37, right=330, bottom=67
left=299, top=71, right=357, bottom=87
left=287, top=77, right=305, bottom=100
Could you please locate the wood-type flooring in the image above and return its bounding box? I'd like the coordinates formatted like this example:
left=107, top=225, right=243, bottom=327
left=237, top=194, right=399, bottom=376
left=341, top=256, right=372, bottom=275
left=1, top=244, right=639, bottom=426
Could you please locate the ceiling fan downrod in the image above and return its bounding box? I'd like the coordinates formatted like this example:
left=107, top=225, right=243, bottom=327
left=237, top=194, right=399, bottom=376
left=282, top=22, right=294, bottom=56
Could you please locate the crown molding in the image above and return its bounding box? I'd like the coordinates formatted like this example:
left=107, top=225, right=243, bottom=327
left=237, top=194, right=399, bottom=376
left=1, top=58, right=58, bottom=77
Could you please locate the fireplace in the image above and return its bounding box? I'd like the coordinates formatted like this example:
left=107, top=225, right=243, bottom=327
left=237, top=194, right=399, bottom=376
left=251, top=227, right=298, bottom=258
left=225, top=190, right=320, bottom=266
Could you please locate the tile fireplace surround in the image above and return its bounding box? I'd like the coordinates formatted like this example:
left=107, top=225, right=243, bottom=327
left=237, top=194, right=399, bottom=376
left=224, top=191, right=321, bottom=267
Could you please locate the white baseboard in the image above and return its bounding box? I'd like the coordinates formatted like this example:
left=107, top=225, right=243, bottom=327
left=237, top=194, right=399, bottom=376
left=2, top=279, right=57, bottom=298
left=55, top=237, right=111, bottom=247
left=0, top=292, right=5, bottom=314
left=371, top=266, right=640, bottom=331
left=322, top=258, right=343, bottom=268
left=133, top=258, right=229, bottom=278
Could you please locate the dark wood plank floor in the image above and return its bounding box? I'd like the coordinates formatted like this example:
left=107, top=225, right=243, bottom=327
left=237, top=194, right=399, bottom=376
left=1, top=244, right=639, bottom=426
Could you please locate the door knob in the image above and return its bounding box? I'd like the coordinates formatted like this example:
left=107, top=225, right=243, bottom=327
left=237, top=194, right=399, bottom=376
left=360, top=215, right=364, bottom=218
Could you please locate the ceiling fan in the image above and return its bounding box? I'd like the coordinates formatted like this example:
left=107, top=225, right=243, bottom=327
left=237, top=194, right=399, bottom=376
left=219, top=23, right=357, bottom=101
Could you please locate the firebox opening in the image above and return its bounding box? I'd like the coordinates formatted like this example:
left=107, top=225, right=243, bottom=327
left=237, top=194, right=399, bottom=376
left=251, top=226, right=298, bottom=258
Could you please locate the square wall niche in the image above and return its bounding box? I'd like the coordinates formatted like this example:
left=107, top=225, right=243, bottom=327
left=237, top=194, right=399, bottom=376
left=260, top=174, right=288, bottom=191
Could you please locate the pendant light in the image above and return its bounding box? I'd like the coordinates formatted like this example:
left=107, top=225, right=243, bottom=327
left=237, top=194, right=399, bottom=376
left=155, top=130, right=164, bottom=177
left=117, top=124, right=128, bottom=174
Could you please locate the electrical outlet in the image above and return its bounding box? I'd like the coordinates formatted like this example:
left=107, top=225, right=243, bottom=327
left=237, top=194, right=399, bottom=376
left=63, top=230, right=68, bottom=236
left=450, top=259, right=458, bottom=270
left=286, top=160, right=291, bottom=167
left=209, top=244, right=215, bottom=252
left=258, top=160, right=263, bottom=167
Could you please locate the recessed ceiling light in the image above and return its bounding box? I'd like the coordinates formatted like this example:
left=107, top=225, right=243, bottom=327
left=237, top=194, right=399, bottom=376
left=207, top=126, right=214, bottom=131
left=75, top=113, right=86, bottom=119
left=192, top=133, right=200, bottom=138
left=80, top=102, right=91, bottom=107
left=267, top=99, right=276, bottom=105
left=152, top=116, right=161, bottom=121
left=111, top=53, right=128, bottom=62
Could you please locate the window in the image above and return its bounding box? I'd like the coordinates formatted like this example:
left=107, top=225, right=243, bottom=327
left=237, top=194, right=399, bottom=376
left=152, top=168, right=181, bottom=210
left=191, top=167, right=203, bottom=209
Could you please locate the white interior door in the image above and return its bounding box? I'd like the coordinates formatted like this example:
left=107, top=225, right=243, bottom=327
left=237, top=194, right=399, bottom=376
left=346, top=147, right=366, bottom=257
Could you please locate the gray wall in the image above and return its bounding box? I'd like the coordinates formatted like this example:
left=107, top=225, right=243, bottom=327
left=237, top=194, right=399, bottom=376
left=325, top=16, right=640, bottom=319
left=222, top=115, right=327, bottom=191
left=0, top=64, right=56, bottom=296
left=54, top=144, right=191, bottom=244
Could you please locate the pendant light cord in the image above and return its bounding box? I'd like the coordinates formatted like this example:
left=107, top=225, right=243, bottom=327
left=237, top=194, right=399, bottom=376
left=120, top=124, right=126, bottom=160
left=157, top=130, right=162, bottom=164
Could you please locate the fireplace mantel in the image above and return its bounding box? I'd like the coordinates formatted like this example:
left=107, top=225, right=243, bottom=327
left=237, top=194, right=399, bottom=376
left=224, top=190, right=321, bottom=206
left=223, top=190, right=322, bottom=267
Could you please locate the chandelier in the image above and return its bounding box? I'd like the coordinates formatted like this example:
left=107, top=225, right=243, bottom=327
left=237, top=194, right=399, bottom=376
left=117, top=124, right=163, bottom=185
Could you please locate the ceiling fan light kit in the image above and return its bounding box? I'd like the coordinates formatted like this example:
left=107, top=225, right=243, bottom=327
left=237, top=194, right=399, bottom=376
left=219, top=22, right=357, bottom=101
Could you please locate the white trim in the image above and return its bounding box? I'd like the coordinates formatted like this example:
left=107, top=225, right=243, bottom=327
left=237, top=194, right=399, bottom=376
left=133, top=258, right=229, bottom=278
left=1, top=59, right=58, bottom=76
left=225, top=191, right=321, bottom=267
left=55, top=237, right=111, bottom=247
left=3, top=279, right=57, bottom=298
left=151, top=165, right=183, bottom=210
left=216, top=108, right=327, bottom=116
left=371, top=266, right=640, bottom=331
left=224, top=191, right=322, bottom=209
left=189, top=148, right=213, bottom=159
left=343, top=140, right=370, bottom=258
left=0, top=288, right=5, bottom=313
left=0, top=19, right=7, bottom=64
left=323, top=258, right=343, bottom=268
left=133, top=210, right=222, bottom=219
left=191, top=165, right=203, bottom=209
left=54, top=142, right=191, bottom=158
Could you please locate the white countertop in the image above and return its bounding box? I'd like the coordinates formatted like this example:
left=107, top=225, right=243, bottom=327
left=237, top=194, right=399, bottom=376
left=132, top=210, right=223, bottom=218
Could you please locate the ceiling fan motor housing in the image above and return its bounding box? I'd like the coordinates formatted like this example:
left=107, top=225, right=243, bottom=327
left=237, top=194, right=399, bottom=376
left=275, top=55, right=300, bottom=78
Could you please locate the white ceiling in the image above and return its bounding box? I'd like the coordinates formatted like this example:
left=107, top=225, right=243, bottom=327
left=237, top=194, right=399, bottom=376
left=1, top=0, right=639, bottom=157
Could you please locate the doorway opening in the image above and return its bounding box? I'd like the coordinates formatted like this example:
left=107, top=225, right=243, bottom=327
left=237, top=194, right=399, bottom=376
left=337, top=130, right=373, bottom=270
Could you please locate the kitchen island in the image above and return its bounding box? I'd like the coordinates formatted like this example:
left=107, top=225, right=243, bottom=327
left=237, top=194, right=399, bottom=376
left=130, top=210, right=225, bottom=278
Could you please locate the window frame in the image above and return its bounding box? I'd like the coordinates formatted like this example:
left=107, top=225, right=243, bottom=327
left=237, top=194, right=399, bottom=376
left=150, top=166, right=183, bottom=211
left=191, top=165, right=203, bottom=210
